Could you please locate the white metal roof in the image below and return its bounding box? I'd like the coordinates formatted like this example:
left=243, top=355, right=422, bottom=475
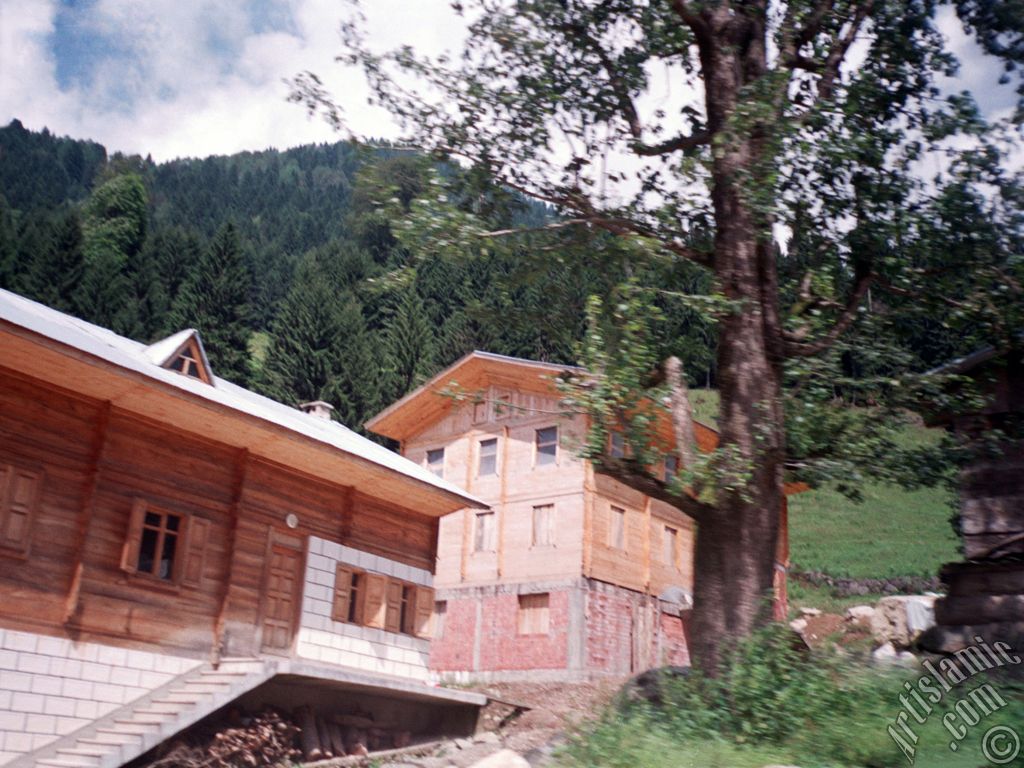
left=0, top=287, right=485, bottom=508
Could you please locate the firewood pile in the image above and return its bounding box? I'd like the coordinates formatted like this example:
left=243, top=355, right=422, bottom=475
left=146, top=709, right=301, bottom=768
left=294, top=704, right=412, bottom=761
left=142, top=704, right=416, bottom=767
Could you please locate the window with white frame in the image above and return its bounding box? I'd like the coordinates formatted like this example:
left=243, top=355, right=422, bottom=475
left=426, top=447, right=445, bottom=478
left=474, top=510, right=496, bottom=552
left=535, top=426, right=558, bottom=466
left=478, top=437, right=498, bottom=476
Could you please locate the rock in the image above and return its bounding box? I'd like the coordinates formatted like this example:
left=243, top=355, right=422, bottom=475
left=455, top=738, right=474, bottom=750
left=474, top=731, right=501, bottom=745
left=872, top=641, right=898, bottom=664
left=871, top=595, right=936, bottom=648
left=799, top=607, right=822, bottom=617
left=617, top=665, right=690, bottom=706
left=789, top=618, right=808, bottom=633
left=469, top=749, right=531, bottom=768
left=897, top=650, right=920, bottom=667
left=522, top=734, right=567, bottom=767
left=845, top=605, right=875, bottom=627
left=872, top=642, right=919, bottom=667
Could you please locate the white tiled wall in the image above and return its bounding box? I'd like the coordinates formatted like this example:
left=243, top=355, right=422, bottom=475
left=296, top=537, right=433, bottom=682
left=0, top=628, right=201, bottom=765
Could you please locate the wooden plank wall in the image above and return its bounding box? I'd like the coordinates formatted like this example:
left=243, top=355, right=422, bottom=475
left=587, top=474, right=695, bottom=596
left=0, top=366, right=442, bottom=659
left=407, top=390, right=587, bottom=588
left=0, top=370, right=99, bottom=630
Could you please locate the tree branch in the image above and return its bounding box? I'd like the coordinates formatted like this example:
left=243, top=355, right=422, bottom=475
left=817, top=0, right=874, bottom=100
left=491, top=176, right=715, bottom=269
left=783, top=271, right=874, bottom=356
left=632, top=130, right=712, bottom=156
left=670, top=0, right=714, bottom=50
left=594, top=457, right=713, bottom=526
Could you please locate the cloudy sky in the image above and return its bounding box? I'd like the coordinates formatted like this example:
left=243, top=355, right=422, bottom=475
left=0, top=0, right=1017, bottom=162
left=0, top=0, right=463, bottom=160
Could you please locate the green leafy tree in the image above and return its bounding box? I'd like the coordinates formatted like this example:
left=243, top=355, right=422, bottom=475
left=261, top=255, right=353, bottom=405
left=23, top=209, right=84, bottom=314
left=167, top=223, right=253, bottom=385
left=77, top=173, right=148, bottom=336
left=295, top=0, right=1024, bottom=671
left=332, top=294, right=384, bottom=430
left=384, top=285, right=436, bottom=400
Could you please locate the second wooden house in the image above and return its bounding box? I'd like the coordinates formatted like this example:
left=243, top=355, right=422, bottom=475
left=368, top=352, right=791, bottom=682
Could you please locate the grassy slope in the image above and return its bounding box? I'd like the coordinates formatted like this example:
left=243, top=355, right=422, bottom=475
left=689, top=390, right=959, bottom=580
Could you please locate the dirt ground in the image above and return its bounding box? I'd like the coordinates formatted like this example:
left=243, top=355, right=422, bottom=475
left=378, top=678, right=625, bottom=768
left=476, top=679, right=624, bottom=754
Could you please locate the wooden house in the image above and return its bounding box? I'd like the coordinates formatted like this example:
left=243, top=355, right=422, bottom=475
left=368, top=351, right=793, bottom=681
left=920, top=343, right=1024, bottom=657
left=0, top=288, right=486, bottom=768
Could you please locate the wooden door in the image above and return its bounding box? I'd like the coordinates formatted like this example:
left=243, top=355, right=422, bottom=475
left=261, top=537, right=303, bottom=654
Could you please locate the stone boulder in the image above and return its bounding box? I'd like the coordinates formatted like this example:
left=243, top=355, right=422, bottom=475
left=470, top=749, right=531, bottom=768
left=845, top=604, right=875, bottom=628
left=870, top=595, right=936, bottom=648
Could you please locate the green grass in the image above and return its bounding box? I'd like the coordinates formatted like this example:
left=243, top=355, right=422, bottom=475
left=789, top=477, right=958, bottom=579
left=689, top=389, right=959, bottom=580
left=557, top=627, right=1024, bottom=768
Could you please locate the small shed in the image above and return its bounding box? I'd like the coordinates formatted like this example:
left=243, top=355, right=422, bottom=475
left=920, top=342, right=1024, bottom=655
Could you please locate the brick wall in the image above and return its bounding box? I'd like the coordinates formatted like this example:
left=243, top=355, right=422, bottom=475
left=295, top=537, right=432, bottom=682
left=585, top=587, right=635, bottom=675
left=431, top=588, right=571, bottom=676
left=428, top=598, right=477, bottom=672
left=0, top=628, right=200, bottom=764
left=657, top=611, right=691, bottom=667
left=476, top=592, right=569, bottom=672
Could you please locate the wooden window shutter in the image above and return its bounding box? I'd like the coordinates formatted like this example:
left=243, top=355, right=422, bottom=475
left=332, top=565, right=355, bottom=622
left=0, top=465, right=40, bottom=553
left=414, top=587, right=435, bottom=638
left=362, top=573, right=388, bottom=629
left=181, top=516, right=210, bottom=587
left=384, top=580, right=403, bottom=633
left=120, top=498, right=148, bottom=574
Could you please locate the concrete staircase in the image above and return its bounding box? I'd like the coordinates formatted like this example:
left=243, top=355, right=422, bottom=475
left=9, top=659, right=277, bottom=768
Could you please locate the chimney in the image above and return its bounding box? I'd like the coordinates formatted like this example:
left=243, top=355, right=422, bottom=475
left=298, top=400, right=335, bottom=420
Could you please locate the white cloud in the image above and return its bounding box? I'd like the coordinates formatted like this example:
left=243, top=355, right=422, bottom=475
left=0, top=0, right=462, bottom=160
left=0, top=1, right=1015, bottom=166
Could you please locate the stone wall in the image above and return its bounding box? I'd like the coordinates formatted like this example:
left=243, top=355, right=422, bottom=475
left=295, top=536, right=433, bottom=682
left=0, top=628, right=200, bottom=765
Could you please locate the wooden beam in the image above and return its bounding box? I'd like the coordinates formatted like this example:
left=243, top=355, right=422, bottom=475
left=582, top=462, right=595, bottom=578
left=497, top=426, right=510, bottom=579
left=642, top=496, right=652, bottom=594
left=63, top=400, right=112, bottom=626
left=212, top=448, right=250, bottom=663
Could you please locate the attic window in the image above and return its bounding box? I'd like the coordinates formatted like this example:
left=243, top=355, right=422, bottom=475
left=165, top=339, right=211, bottom=384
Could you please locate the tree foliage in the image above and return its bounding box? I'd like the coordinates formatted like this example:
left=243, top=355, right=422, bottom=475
left=292, top=0, right=1024, bottom=670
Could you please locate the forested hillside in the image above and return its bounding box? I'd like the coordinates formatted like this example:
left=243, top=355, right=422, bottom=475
left=0, top=120, right=718, bottom=432
left=0, top=119, right=993, bottom=441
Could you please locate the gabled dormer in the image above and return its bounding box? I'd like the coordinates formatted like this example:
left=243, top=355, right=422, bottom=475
left=144, top=329, right=215, bottom=385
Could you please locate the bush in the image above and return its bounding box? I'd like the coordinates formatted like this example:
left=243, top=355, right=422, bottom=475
left=559, top=625, right=1024, bottom=767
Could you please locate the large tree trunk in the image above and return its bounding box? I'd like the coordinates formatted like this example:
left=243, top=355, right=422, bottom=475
left=687, top=38, right=786, bottom=673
